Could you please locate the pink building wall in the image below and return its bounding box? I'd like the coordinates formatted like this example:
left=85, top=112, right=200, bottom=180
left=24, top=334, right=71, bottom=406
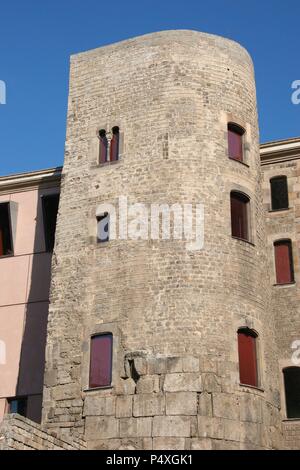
left=0, top=168, right=61, bottom=423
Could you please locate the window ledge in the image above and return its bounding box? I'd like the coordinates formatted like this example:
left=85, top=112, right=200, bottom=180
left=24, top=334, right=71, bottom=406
left=239, top=383, right=264, bottom=393
left=228, top=157, right=249, bottom=168
left=273, top=282, right=296, bottom=287
left=0, top=253, right=14, bottom=259
left=91, top=160, right=120, bottom=169
left=231, top=236, right=255, bottom=247
left=282, top=418, right=300, bottom=422
left=268, top=207, right=290, bottom=213
left=83, top=386, right=113, bottom=392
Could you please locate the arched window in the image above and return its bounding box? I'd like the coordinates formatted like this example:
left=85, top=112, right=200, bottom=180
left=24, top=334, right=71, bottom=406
left=110, top=126, right=120, bottom=162
left=230, top=191, right=250, bottom=241
left=237, top=328, right=258, bottom=387
left=270, top=176, right=289, bottom=211
left=228, top=123, right=245, bottom=162
left=99, top=129, right=108, bottom=164
left=283, top=367, right=300, bottom=418
left=274, top=240, right=294, bottom=285
left=89, top=333, right=113, bottom=388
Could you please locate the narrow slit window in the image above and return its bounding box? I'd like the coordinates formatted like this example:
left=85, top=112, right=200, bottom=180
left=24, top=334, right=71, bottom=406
left=42, top=194, right=59, bottom=252
left=89, top=334, right=113, bottom=388
left=228, top=123, right=245, bottom=162
left=110, top=126, right=120, bottom=162
left=230, top=191, right=250, bottom=241
left=270, top=176, right=289, bottom=210
left=99, top=129, right=108, bottom=164
left=0, top=202, right=13, bottom=256
left=274, top=240, right=294, bottom=285
left=238, top=328, right=258, bottom=387
left=97, top=212, right=109, bottom=243
left=283, top=367, right=300, bottom=419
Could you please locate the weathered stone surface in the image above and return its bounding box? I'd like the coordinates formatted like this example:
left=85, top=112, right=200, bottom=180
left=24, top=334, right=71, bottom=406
left=119, top=418, right=152, bottom=438
left=152, top=416, right=191, bottom=437
left=116, top=396, right=133, bottom=418
left=136, top=375, right=160, bottom=394
left=198, top=392, right=213, bottom=417
left=212, top=393, right=240, bottom=421
left=133, top=394, right=165, bottom=417
left=85, top=417, right=119, bottom=440
left=198, top=416, right=224, bottom=440
left=166, top=392, right=197, bottom=416
left=163, top=373, right=202, bottom=392
left=83, top=396, right=115, bottom=416
left=190, top=438, right=213, bottom=450
left=182, top=357, right=199, bottom=373
left=153, top=437, right=185, bottom=450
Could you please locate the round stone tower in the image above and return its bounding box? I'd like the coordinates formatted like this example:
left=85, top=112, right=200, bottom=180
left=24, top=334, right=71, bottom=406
left=43, top=30, right=282, bottom=449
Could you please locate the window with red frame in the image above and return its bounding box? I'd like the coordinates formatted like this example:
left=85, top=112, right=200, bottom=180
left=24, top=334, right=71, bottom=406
left=238, top=328, right=258, bottom=387
left=228, top=123, right=245, bottom=162
left=274, top=240, right=294, bottom=285
left=230, top=191, right=250, bottom=241
left=110, top=126, right=120, bottom=162
left=99, top=129, right=108, bottom=164
left=89, top=334, right=113, bottom=388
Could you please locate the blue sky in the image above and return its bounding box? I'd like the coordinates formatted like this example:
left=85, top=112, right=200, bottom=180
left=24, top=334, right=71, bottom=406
left=0, top=0, right=299, bottom=176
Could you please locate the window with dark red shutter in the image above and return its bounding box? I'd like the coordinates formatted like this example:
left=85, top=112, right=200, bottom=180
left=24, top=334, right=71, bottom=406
left=283, top=367, right=300, bottom=419
left=89, top=334, right=113, bottom=388
left=230, top=191, right=250, bottom=241
left=270, top=176, right=289, bottom=211
left=99, top=129, right=108, bottom=164
left=110, top=126, right=120, bottom=162
left=238, top=328, right=258, bottom=387
left=228, top=123, right=244, bottom=162
left=274, top=240, right=294, bottom=285
left=0, top=203, right=13, bottom=257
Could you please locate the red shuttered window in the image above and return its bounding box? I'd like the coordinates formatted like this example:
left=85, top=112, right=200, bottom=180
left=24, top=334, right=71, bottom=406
left=89, top=334, right=113, bottom=388
left=230, top=192, right=250, bottom=241
left=274, top=240, right=294, bottom=285
left=99, top=129, right=108, bottom=164
left=228, top=123, right=244, bottom=162
left=110, top=126, right=120, bottom=162
left=238, top=329, right=258, bottom=387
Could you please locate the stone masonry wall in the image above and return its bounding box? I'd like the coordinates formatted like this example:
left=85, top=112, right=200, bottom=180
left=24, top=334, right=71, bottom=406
left=0, top=414, right=86, bottom=450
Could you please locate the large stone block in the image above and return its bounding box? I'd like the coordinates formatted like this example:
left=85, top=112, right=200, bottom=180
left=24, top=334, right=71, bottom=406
left=116, top=396, right=133, bottom=418
left=119, top=418, right=152, bottom=438
left=153, top=437, right=185, bottom=450
left=85, top=417, right=119, bottom=440
left=212, top=393, right=240, bottom=420
left=152, top=416, right=191, bottom=437
left=163, top=373, right=202, bottom=392
left=136, top=375, right=160, bottom=394
left=166, top=392, right=197, bottom=415
left=198, top=416, right=224, bottom=440
left=83, top=396, right=115, bottom=416
left=133, top=393, right=165, bottom=417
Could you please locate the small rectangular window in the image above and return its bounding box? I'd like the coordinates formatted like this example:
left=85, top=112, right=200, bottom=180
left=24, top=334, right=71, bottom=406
left=110, top=127, right=120, bottom=162
left=89, top=334, right=113, bottom=388
left=0, top=202, right=13, bottom=257
left=228, top=123, right=244, bottom=162
left=238, top=329, right=258, bottom=387
left=8, top=397, right=27, bottom=417
left=270, top=176, right=289, bottom=210
left=283, top=367, right=300, bottom=419
left=42, top=194, right=59, bottom=252
left=97, top=213, right=109, bottom=243
left=274, top=240, right=294, bottom=285
left=230, top=192, right=250, bottom=241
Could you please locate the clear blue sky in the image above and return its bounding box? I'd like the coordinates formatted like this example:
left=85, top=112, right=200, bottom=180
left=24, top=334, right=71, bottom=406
left=0, top=0, right=299, bottom=176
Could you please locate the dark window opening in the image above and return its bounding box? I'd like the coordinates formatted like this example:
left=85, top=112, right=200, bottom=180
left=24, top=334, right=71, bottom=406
left=110, top=126, right=120, bottom=162
left=230, top=191, right=250, bottom=241
left=42, top=194, right=59, bottom=252
left=283, top=367, right=300, bottom=419
left=97, top=212, right=109, bottom=243
left=274, top=240, right=294, bottom=285
left=270, top=176, right=289, bottom=211
left=0, top=203, right=13, bottom=256
left=238, top=328, right=258, bottom=387
left=99, top=129, right=108, bottom=164
left=228, top=123, right=245, bottom=162
left=8, top=397, right=27, bottom=417
left=89, top=333, right=113, bottom=388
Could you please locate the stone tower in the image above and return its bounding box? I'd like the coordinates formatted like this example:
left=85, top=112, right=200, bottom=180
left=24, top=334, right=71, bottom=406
left=43, top=30, right=282, bottom=449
